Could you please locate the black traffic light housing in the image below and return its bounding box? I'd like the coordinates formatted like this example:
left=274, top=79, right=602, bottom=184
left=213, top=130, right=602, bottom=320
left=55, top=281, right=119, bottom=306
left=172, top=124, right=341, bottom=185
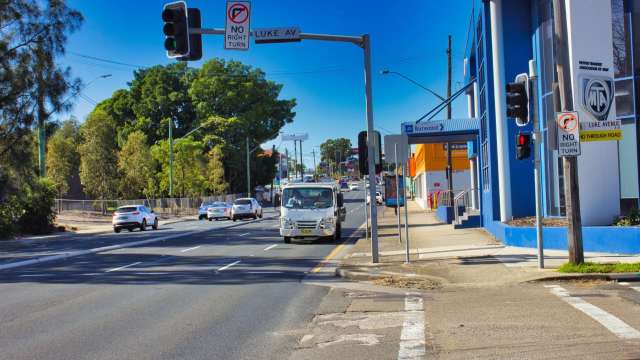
left=516, top=133, right=531, bottom=160
left=162, top=2, right=202, bottom=61
left=163, top=2, right=190, bottom=58
left=506, top=73, right=530, bottom=126
left=358, top=130, right=382, bottom=175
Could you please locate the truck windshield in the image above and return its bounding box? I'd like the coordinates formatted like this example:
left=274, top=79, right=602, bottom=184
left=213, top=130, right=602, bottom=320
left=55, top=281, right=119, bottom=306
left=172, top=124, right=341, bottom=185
left=282, top=188, right=333, bottom=209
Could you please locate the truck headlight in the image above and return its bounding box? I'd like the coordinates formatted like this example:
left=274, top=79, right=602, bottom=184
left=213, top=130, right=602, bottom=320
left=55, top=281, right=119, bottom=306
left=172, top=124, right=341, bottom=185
left=281, top=217, right=294, bottom=229
left=320, top=217, right=335, bottom=229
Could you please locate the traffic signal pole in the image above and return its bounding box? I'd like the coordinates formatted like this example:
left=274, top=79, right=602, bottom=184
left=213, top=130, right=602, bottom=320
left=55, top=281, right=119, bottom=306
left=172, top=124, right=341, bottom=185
left=529, top=60, right=545, bottom=269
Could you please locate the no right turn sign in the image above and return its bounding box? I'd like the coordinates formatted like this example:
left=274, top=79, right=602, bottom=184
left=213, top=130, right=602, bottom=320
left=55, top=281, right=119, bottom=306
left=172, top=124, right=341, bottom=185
left=225, top=1, right=251, bottom=50
left=556, top=111, right=581, bottom=157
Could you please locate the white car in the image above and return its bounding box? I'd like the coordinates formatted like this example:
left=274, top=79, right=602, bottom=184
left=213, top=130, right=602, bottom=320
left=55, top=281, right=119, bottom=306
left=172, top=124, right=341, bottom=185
left=349, top=183, right=360, bottom=191
left=366, top=191, right=384, bottom=205
left=112, top=205, right=158, bottom=233
left=207, top=202, right=232, bottom=221
left=232, top=198, right=263, bottom=221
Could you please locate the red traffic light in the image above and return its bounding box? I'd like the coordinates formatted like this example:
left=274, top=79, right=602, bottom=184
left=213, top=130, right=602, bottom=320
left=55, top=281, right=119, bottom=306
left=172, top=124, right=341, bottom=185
left=518, top=133, right=529, bottom=145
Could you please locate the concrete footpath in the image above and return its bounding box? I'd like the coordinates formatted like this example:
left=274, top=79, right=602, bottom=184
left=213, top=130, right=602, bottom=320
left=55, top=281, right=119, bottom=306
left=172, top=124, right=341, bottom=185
left=338, top=201, right=640, bottom=288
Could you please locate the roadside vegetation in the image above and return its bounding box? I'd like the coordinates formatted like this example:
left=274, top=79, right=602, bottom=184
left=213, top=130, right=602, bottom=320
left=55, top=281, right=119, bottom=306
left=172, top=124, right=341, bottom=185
left=557, top=262, right=640, bottom=273
left=613, top=209, right=640, bottom=226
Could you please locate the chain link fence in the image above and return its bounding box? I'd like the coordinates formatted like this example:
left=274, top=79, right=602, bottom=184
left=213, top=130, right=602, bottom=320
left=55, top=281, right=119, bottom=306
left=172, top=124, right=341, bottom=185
left=54, top=194, right=243, bottom=217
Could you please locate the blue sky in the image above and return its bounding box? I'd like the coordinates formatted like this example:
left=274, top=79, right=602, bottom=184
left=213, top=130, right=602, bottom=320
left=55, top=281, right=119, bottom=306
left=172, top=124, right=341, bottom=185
left=61, top=0, right=474, bottom=167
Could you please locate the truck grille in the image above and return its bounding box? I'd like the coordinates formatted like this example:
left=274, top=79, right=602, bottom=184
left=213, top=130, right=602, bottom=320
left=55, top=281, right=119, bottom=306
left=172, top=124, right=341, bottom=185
left=296, top=220, right=318, bottom=229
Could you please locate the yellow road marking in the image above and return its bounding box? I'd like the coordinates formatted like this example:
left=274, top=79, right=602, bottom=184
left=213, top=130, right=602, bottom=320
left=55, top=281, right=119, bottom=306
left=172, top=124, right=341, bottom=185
left=311, top=243, right=346, bottom=273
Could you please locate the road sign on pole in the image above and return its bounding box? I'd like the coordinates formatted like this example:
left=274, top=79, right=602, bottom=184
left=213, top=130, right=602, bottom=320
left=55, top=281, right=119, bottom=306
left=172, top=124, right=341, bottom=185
left=254, top=27, right=300, bottom=44
left=556, top=111, right=581, bottom=157
left=225, top=1, right=251, bottom=50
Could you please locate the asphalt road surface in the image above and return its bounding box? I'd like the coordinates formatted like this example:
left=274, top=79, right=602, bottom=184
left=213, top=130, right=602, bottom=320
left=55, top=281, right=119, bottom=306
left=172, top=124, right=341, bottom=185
left=0, top=191, right=367, bottom=360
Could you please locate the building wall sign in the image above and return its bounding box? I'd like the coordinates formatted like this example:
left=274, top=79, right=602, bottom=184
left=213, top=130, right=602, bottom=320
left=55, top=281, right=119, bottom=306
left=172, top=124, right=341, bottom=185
left=565, top=0, right=620, bottom=225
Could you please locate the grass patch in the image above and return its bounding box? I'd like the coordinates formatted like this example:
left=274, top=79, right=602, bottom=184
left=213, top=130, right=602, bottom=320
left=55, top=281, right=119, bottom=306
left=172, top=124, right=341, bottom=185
left=557, top=262, right=640, bottom=273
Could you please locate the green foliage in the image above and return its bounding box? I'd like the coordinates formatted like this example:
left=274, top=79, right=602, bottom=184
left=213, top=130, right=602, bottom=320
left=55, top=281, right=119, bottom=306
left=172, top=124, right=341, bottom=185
left=17, top=178, right=57, bottom=235
left=46, top=119, right=80, bottom=196
left=118, top=131, right=154, bottom=199
left=96, top=58, right=296, bottom=193
left=613, top=209, right=640, bottom=226
left=320, top=138, right=352, bottom=166
left=206, top=145, right=228, bottom=195
left=79, top=110, right=119, bottom=199
left=557, top=262, right=640, bottom=273
left=151, top=138, right=206, bottom=197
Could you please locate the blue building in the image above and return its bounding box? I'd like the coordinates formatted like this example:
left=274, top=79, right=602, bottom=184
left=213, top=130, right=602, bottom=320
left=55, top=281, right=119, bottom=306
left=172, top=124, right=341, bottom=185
left=405, top=0, right=640, bottom=254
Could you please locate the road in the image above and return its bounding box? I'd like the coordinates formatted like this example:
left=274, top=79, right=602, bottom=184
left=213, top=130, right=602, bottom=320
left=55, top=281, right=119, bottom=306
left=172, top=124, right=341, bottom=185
left=0, top=191, right=367, bottom=360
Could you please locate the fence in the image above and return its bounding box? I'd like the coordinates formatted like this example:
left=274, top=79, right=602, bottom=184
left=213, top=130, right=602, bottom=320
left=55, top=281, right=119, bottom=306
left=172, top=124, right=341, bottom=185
left=55, top=194, right=243, bottom=217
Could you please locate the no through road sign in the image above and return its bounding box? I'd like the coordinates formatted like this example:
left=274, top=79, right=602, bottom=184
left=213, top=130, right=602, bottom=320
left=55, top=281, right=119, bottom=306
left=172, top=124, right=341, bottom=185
left=225, top=1, right=251, bottom=50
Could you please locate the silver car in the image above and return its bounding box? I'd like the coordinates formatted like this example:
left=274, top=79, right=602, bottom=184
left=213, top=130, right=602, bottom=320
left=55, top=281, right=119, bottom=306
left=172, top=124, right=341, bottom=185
left=231, top=198, right=263, bottom=221
left=112, top=205, right=158, bottom=233
left=207, top=202, right=232, bottom=221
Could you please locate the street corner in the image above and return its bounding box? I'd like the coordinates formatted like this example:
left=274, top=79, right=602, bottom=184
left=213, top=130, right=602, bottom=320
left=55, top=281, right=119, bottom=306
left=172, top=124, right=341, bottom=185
left=289, top=286, right=431, bottom=360
left=336, top=264, right=444, bottom=291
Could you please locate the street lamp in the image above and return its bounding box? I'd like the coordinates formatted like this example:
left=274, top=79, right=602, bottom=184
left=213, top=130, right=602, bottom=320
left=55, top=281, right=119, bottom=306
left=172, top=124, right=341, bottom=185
left=380, top=70, right=446, bottom=101
left=168, top=120, right=214, bottom=197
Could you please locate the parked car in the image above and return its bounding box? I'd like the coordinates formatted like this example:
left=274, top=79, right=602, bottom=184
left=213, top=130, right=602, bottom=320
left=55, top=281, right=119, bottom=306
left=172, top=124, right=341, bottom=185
left=232, top=198, right=263, bottom=221
left=112, top=205, right=158, bottom=233
left=340, top=182, right=350, bottom=192
left=198, top=201, right=215, bottom=220
left=207, top=202, right=232, bottom=221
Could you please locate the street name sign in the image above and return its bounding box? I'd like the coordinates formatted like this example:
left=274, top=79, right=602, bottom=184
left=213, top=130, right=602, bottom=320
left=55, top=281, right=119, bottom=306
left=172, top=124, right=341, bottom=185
left=556, top=111, right=581, bottom=157
left=254, top=27, right=301, bottom=44
left=225, top=1, right=251, bottom=50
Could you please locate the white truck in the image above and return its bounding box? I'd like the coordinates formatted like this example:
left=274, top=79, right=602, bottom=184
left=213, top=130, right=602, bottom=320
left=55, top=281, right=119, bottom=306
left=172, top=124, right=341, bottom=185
left=279, top=183, right=346, bottom=243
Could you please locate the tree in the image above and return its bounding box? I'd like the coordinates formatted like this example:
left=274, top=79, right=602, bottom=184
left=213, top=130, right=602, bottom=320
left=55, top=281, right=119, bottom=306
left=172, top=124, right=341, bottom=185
left=79, top=110, right=119, bottom=200
left=118, top=131, right=154, bottom=199
left=206, top=145, right=228, bottom=195
left=151, top=138, right=206, bottom=197
left=46, top=119, right=80, bottom=197
left=320, top=138, right=352, bottom=167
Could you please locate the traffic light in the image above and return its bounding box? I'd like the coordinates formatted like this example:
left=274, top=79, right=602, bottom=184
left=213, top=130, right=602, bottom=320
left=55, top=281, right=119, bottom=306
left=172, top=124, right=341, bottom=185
left=358, top=131, right=367, bottom=175
left=183, top=8, right=202, bottom=61
left=358, top=131, right=382, bottom=175
left=516, top=133, right=531, bottom=160
left=162, top=2, right=190, bottom=58
left=506, top=73, right=529, bottom=126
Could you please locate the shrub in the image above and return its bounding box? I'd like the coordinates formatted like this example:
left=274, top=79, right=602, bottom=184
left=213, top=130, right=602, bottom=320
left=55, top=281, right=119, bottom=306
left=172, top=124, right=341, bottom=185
left=0, top=196, right=23, bottom=239
left=613, top=209, right=640, bottom=226
left=17, top=178, right=57, bottom=235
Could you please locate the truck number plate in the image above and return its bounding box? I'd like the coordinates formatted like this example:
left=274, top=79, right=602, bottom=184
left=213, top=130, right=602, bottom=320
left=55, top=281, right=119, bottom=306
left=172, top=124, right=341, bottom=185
left=300, top=229, right=313, bottom=235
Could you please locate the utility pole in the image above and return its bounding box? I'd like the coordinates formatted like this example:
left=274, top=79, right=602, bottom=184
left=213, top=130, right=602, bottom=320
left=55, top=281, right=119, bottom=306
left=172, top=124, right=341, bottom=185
left=552, top=0, right=583, bottom=264
left=293, top=140, right=298, bottom=180
left=285, top=147, right=290, bottom=182
left=312, top=148, right=317, bottom=180
left=299, top=139, right=304, bottom=178
left=246, top=137, right=251, bottom=197
left=446, top=34, right=452, bottom=120
left=169, top=119, right=174, bottom=197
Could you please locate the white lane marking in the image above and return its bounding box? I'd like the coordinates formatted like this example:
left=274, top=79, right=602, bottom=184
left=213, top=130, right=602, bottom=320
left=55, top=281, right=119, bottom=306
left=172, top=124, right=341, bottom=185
left=246, top=271, right=284, bottom=274
left=105, top=261, right=141, bottom=273
left=398, top=293, right=426, bottom=360
left=18, top=274, right=48, bottom=277
left=180, top=245, right=201, bottom=253
left=631, top=287, right=640, bottom=293
left=217, top=260, right=240, bottom=272
left=134, top=272, right=169, bottom=275
left=546, top=285, right=640, bottom=340
left=238, top=232, right=250, bottom=237
left=264, top=244, right=278, bottom=251
left=618, top=282, right=631, bottom=286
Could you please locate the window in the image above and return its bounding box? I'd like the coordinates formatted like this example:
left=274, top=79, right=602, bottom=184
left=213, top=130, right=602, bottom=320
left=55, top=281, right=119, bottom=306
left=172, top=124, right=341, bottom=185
left=615, top=78, right=635, bottom=117
left=612, top=0, right=633, bottom=78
